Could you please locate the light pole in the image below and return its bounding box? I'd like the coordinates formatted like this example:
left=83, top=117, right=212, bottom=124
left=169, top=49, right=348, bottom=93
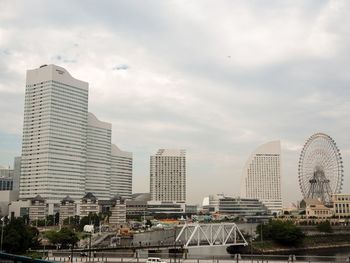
left=250, top=223, right=253, bottom=263
left=70, top=243, right=74, bottom=263
left=89, top=231, right=92, bottom=260
left=260, top=222, right=264, bottom=263
left=0, top=217, right=5, bottom=251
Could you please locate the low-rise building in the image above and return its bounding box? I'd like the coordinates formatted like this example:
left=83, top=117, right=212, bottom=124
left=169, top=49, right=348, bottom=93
left=300, top=198, right=333, bottom=219
left=59, top=196, right=76, bottom=224
left=109, top=195, right=126, bottom=226
left=126, top=200, right=147, bottom=217
left=332, top=194, right=350, bottom=218
left=0, top=190, right=19, bottom=217
left=29, top=195, right=47, bottom=221
left=80, top=192, right=99, bottom=217
left=9, top=199, right=30, bottom=219
left=206, top=194, right=270, bottom=217
left=0, top=177, right=13, bottom=191
left=147, top=201, right=185, bottom=214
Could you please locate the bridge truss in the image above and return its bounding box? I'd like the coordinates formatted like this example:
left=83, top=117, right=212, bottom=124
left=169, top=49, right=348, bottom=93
left=175, top=223, right=248, bottom=248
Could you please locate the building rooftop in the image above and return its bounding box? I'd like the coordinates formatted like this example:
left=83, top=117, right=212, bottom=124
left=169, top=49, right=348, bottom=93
left=154, top=149, right=186, bottom=157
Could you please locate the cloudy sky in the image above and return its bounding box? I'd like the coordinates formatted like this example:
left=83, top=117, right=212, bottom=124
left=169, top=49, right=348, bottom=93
left=1, top=0, right=350, bottom=205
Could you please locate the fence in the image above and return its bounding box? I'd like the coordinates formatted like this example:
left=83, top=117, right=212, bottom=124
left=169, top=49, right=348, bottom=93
left=47, top=252, right=350, bottom=263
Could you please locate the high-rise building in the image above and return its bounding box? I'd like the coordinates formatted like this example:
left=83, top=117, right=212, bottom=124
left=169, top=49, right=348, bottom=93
left=20, top=64, right=89, bottom=200
left=241, top=141, right=282, bottom=213
left=150, top=149, right=186, bottom=203
left=111, top=144, right=132, bottom=199
left=19, top=64, right=132, bottom=202
left=86, top=113, right=112, bottom=200
left=13, top=157, right=21, bottom=191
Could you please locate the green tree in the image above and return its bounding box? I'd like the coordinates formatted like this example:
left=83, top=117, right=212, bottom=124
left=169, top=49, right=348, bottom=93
left=63, top=216, right=80, bottom=227
left=2, top=218, right=40, bottom=254
left=317, top=221, right=333, bottom=233
left=145, top=219, right=153, bottom=228
left=257, top=220, right=305, bottom=246
left=78, top=213, right=99, bottom=231
left=44, top=228, right=79, bottom=249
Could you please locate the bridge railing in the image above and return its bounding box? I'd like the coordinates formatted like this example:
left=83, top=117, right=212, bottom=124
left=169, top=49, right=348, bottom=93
left=47, top=252, right=350, bottom=263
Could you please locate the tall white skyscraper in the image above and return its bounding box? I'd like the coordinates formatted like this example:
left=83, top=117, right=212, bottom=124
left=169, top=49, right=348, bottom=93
left=241, top=141, right=282, bottom=213
left=20, top=65, right=88, bottom=200
left=86, top=113, right=111, bottom=200
left=19, top=64, right=132, bottom=201
left=111, top=144, right=132, bottom=199
left=150, top=149, right=186, bottom=203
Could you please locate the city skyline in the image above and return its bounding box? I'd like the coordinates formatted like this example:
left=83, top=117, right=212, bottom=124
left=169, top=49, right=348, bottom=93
left=1, top=1, right=350, bottom=205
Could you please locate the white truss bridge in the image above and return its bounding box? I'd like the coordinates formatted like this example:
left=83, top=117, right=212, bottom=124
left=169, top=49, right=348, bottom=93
left=175, top=222, right=248, bottom=248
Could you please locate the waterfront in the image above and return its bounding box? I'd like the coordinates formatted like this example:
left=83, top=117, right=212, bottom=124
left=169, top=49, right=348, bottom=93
left=189, top=246, right=350, bottom=259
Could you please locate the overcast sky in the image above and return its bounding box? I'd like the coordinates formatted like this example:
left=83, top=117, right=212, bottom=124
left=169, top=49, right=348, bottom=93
left=1, top=0, right=350, bottom=205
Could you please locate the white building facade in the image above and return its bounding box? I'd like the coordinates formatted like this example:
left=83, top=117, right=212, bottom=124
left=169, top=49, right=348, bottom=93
left=111, top=145, right=133, bottom=199
left=19, top=64, right=132, bottom=203
left=241, top=141, right=282, bottom=213
left=86, top=113, right=112, bottom=200
left=150, top=149, right=186, bottom=203
left=20, top=64, right=89, bottom=200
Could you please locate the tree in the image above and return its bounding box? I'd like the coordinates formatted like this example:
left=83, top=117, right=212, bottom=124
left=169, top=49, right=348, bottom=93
left=317, top=221, right=333, bottom=233
left=63, top=216, right=80, bottom=227
left=2, top=218, right=40, bottom=254
left=257, top=220, right=305, bottom=246
left=78, top=213, right=99, bottom=231
left=145, top=219, right=153, bottom=228
left=45, top=228, right=79, bottom=249
left=55, top=212, right=60, bottom=226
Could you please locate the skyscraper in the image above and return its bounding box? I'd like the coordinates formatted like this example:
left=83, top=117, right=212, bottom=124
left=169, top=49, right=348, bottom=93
left=241, top=141, right=282, bottom=213
left=150, top=149, right=186, bottom=203
left=86, top=113, right=112, bottom=200
left=20, top=64, right=89, bottom=200
left=19, top=64, right=132, bottom=202
left=13, top=157, right=21, bottom=191
left=111, top=144, right=133, bottom=199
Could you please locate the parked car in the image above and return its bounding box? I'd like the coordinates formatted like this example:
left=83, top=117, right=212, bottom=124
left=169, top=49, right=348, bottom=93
left=146, top=257, right=167, bottom=263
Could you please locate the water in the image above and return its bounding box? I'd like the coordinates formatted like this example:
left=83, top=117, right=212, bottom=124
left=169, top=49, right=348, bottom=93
left=134, top=223, right=350, bottom=261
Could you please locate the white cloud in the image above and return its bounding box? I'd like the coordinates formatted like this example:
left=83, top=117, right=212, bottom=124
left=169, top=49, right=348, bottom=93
left=0, top=0, right=350, bottom=204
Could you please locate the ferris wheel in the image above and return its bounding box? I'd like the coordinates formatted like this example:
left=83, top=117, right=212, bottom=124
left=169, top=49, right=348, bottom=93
left=298, top=133, right=344, bottom=204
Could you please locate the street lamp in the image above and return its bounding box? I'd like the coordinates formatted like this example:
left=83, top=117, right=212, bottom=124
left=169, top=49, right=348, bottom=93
left=69, top=243, right=74, bottom=263
left=0, top=217, right=5, bottom=251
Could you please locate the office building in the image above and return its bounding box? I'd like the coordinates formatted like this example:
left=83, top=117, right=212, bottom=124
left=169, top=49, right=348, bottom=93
left=111, top=145, right=132, bottom=199
left=13, top=157, right=21, bottom=191
left=150, top=149, right=186, bottom=203
left=20, top=64, right=89, bottom=200
left=19, top=64, right=132, bottom=202
left=241, top=141, right=282, bottom=213
left=86, top=113, right=112, bottom=200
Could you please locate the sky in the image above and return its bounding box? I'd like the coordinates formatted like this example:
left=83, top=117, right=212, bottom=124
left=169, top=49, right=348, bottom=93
left=0, top=0, right=350, bottom=206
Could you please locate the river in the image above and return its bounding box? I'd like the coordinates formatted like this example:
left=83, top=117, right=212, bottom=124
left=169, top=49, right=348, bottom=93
left=134, top=223, right=350, bottom=261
